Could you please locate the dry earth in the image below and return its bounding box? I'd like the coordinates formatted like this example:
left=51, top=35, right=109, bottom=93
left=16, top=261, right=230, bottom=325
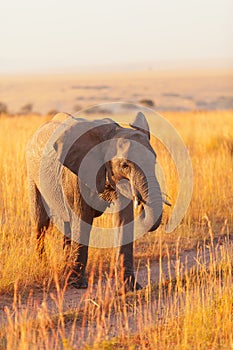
left=1, top=235, right=232, bottom=347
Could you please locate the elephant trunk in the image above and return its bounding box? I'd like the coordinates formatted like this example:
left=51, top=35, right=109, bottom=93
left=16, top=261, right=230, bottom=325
left=134, top=174, right=163, bottom=232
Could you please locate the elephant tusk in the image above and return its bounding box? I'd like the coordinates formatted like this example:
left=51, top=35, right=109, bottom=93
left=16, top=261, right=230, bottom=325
left=162, top=192, right=172, bottom=206
left=163, top=198, right=172, bottom=206
left=133, top=196, right=139, bottom=209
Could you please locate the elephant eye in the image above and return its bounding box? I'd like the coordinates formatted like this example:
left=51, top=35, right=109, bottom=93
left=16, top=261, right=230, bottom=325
left=121, top=162, right=129, bottom=170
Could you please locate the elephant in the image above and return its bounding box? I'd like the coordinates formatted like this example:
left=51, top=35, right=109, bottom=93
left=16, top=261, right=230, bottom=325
left=26, top=111, right=163, bottom=291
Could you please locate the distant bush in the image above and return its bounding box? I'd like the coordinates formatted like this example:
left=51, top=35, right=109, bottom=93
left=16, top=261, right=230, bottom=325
left=73, top=104, right=82, bottom=112
left=20, top=103, right=33, bottom=115
left=0, top=102, right=8, bottom=114
left=47, top=109, right=59, bottom=116
left=139, top=99, right=155, bottom=107
left=84, top=106, right=112, bottom=115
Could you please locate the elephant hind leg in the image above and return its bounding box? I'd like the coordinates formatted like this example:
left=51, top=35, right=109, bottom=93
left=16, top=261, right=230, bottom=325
left=28, top=178, right=50, bottom=256
left=67, top=244, right=88, bottom=289
left=67, top=208, right=93, bottom=289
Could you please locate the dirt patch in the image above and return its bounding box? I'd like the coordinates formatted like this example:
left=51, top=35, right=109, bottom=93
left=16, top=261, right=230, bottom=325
left=0, top=235, right=232, bottom=347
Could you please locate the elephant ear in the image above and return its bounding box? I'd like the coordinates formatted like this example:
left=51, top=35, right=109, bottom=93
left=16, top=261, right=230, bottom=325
left=130, top=112, right=150, bottom=140
left=53, top=119, right=118, bottom=194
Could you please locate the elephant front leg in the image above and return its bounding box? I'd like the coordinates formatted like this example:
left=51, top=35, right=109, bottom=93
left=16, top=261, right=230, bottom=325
left=119, top=242, right=142, bottom=291
left=115, top=195, right=142, bottom=292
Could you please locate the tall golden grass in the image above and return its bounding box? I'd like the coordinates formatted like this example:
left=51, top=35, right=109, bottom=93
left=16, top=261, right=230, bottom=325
left=0, top=111, right=232, bottom=349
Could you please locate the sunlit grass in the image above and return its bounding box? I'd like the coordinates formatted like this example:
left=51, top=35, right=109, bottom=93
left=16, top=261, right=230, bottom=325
left=0, top=111, right=232, bottom=349
left=1, top=235, right=232, bottom=350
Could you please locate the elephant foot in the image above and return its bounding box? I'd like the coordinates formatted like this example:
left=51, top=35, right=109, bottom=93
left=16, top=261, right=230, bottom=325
left=124, top=275, right=143, bottom=292
left=68, top=271, right=88, bottom=289
left=70, top=276, right=88, bottom=289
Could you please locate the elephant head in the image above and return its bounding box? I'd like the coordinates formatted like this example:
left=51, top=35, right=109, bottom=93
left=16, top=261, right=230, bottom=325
left=52, top=112, right=163, bottom=236
left=104, top=112, right=163, bottom=233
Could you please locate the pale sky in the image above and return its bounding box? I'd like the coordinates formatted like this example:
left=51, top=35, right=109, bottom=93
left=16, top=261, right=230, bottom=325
left=0, top=0, right=233, bottom=73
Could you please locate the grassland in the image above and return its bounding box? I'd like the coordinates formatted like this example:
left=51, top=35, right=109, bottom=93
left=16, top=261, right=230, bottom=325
left=0, top=110, right=232, bottom=349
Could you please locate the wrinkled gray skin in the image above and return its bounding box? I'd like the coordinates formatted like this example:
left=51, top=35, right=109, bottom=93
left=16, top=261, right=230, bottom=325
left=26, top=112, right=163, bottom=291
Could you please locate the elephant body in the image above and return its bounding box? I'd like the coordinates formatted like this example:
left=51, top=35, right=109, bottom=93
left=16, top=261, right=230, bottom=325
left=26, top=112, right=163, bottom=291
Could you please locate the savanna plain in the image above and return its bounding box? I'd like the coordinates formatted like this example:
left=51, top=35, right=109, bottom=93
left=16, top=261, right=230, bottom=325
left=0, top=70, right=232, bottom=349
